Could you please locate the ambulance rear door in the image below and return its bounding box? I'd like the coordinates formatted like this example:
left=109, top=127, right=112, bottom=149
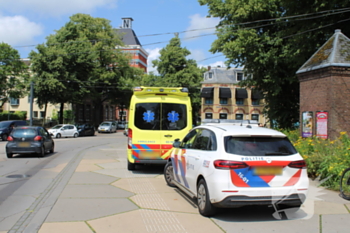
left=160, top=95, right=192, bottom=160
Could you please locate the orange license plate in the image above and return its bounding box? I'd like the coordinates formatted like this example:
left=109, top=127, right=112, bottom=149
left=139, top=150, right=160, bottom=159
left=18, top=142, right=30, bottom=147
left=254, top=166, right=282, bottom=175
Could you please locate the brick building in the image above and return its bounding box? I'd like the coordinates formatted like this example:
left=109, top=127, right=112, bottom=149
left=116, top=17, right=148, bottom=73
left=75, top=18, right=148, bottom=125
left=200, top=66, right=266, bottom=125
left=297, top=29, right=350, bottom=140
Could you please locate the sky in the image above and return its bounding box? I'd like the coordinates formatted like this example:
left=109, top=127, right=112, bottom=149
left=0, top=0, right=226, bottom=73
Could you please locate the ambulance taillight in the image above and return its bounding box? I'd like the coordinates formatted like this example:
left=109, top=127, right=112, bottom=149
left=127, top=128, right=132, bottom=149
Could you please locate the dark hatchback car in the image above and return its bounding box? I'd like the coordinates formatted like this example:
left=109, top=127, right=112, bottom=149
left=75, top=123, right=95, bottom=136
left=6, top=126, right=55, bottom=158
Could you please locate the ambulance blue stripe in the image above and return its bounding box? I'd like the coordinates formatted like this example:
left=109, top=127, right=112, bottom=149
left=132, top=144, right=151, bottom=150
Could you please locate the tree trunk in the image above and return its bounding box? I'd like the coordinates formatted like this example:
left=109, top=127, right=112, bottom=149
left=42, top=102, right=48, bottom=127
left=59, top=102, right=64, bottom=124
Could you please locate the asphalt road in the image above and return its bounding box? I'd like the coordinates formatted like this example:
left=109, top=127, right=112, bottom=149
left=0, top=132, right=349, bottom=233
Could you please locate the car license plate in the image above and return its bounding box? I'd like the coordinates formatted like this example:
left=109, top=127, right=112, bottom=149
left=18, top=142, right=30, bottom=147
left=139, top=150, right=160, bottom=159
left=254, top=166, right=282, bottom=175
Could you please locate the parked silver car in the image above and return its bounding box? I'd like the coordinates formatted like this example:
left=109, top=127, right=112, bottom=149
left=98, top=121, right=117, bottom=133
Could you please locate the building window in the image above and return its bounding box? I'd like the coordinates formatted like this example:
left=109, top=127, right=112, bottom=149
left=208, top=72, right=213, bottom=79
left=205, top=98, right=213, bottom=104
left=10, top=98, right=19, bottom=105
left=220, top=98, right=228, bottom=104
left=110, top=106, right=113, bottom=120
left=205, top=113, right=213, bottom=119
left=219, top=113, right=227, bottom=119
left=237, top=72, right=245, bottom=81
left=40, top=111, right=45, bottom=118
left=34, top=111, right=38, bottom=118
left=252, top=99, right=260, bottom=105
left=251, top=114, right=259, bottom=121
left=105, top=106, right=109, bottom=120
left=86, top=105, right=91, bottom=121
left=236, top=114, right=243, bottom=120
left=236, top=99, right=244, bottom=105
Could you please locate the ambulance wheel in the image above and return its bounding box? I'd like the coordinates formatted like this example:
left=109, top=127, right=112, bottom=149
left=127, top=160, right=135, bottom=170
left=164, top=161, right=176, bottom=187
left=197, top=179, right=216, bottom=217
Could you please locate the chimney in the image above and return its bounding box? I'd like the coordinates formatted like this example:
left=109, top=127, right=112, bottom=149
left=208, top=66, right=211, bottom=71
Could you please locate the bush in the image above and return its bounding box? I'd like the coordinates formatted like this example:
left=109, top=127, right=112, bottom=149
left=284, top=130, right=350, bottom=190
left=0, top=111, right=27, bottom=121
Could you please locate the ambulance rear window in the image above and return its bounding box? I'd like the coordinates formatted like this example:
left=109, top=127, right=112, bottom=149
left=135, top=103, right=187, bottom=130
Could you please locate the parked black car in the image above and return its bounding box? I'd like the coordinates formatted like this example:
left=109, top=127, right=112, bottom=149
left=0, top=120, right=27, bottom=141
left=6, top=126, right=54, bottom=158
left=75, top=123, right=95, bottom=136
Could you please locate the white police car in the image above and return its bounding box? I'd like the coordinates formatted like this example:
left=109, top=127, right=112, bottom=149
left=164, top=120, right=309, bottom=216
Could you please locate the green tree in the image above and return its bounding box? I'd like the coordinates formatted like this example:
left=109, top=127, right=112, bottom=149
left=149, top=36, right=204, bottom=124
left=29, top=13, right=140, bottom=124
left=199, top=0, right=350, bottom=129
left=0, top=43, right=29, bottom=109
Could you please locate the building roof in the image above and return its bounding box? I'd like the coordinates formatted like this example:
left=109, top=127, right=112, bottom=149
left=202, top=67, right=244, bottom=84
left=297, top=29, right=350, bottom=74
left=115, top=28, right=141, bottom=46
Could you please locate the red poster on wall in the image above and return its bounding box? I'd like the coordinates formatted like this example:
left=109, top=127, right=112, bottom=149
left=316, top=111, right=328, bottom=139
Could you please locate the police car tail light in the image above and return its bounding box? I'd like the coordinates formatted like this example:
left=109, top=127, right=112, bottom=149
left=127, top=128, right=132, bottom=149
left=288, top=160, right=307, bottom=169
left=214, top=160, right=248, bottom=170
left=7, top=136, right=14, bottom=141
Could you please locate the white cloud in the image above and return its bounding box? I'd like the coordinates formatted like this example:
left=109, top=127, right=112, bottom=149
left=146, top=47, right=161, bottom=74
left=1, top=0, right=117, bottom=17
left=0, top=15, right=43, bottom=45
left=185, top=14, right=220, bottom=40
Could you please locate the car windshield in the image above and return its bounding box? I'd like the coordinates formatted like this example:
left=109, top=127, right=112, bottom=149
left=51, top=125, right=63, bottom=129
left=0, top=122, right=10, bottom=128
left=100, top=122, right=111, bottom=126
left=224, top=136, right=297, bottom=156
left=13, top=129, right=36, bottom=138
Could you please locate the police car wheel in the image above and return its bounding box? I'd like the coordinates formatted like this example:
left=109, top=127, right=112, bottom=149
left=164, top=162, right=176, bottom=187
left=197, top=179, right=216, bottom=217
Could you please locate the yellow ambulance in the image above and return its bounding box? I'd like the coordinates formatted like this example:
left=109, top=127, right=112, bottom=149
left=127, top=86, right=192, bottom=170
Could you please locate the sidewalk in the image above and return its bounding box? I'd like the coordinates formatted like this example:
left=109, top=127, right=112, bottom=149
left=37, top=141, right=350, bottom=233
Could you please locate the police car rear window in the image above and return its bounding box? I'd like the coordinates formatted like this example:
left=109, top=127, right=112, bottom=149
left=224, top=136, right=297, bottom=156
left=135, top=103, right=187, bottom=130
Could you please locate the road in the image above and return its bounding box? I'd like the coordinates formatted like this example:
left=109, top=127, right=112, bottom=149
left=0, top=132, right=349, bottom=233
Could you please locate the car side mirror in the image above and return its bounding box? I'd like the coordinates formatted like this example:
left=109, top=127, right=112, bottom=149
left=173, top=138, right=181, bottom=148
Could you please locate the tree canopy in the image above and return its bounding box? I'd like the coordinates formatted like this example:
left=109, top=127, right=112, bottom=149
left=29, top=13, right=142, bottom=123
left=0, top=43, right=29, bottom=108
left=199, top=0, right=350, bottom=128
left=143, top=35, right=204, bottom=124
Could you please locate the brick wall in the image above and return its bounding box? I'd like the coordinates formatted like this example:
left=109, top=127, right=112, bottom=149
left=298, top=66, right=350, bottom=139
